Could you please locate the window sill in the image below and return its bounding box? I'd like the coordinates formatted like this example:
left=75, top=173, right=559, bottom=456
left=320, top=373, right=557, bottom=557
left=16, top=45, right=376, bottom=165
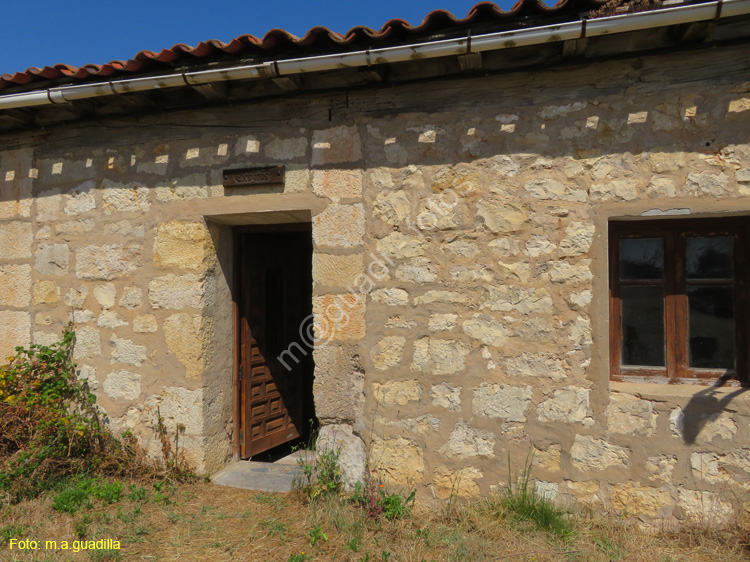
left=610, top=380, right=750, bottom=411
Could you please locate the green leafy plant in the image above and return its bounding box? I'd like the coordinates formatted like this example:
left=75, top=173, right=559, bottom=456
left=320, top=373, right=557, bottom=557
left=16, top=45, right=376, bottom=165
left=308, top=524, right=328, bottom=546
left=296, top=447, right=342, bottom=500
left=350, top=480, right=415, bottom=520
left=287, top=554, right=312, bottom=562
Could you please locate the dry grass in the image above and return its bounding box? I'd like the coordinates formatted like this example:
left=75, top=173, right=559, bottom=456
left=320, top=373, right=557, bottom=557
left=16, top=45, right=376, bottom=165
left=0, top=480, right=748, bottom=562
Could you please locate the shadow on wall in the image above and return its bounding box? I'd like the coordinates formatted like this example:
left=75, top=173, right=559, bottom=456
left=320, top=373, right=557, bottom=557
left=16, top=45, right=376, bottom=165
left=678, top=381, right=749, bottom=444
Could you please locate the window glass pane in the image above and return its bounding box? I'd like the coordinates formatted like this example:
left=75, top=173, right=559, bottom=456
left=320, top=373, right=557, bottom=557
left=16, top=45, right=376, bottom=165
left=688, top=285, right=735, bottom=370
left=687, top=236, right=734, bottom=280
left=621, top=285, right=665, bottom=367
left=620, top=238, right=664, bottom=280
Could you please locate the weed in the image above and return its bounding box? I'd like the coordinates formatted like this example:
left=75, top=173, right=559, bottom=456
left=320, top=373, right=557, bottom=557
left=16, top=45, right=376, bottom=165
left=261, top=517, right=288, bottom=537
left=500, top=452, right=573, bottom=541
left=350, top=480, right=415, bottom=520
left=593, top=536, right=625, bottom=560
left=75, top=514, right=92, bottom=539
left=346, top=535, right=362, bottom=552
left=308, top=523, right=328, bottom=546
left=91, top=480, right=123, bottom=504
left=253, top=491, right=286, bottom=508
left=296, top=446, right=342, bottom=500
left=0, top=523, right=26, bottom=542
left=127, top=484, right=147, bottom=502
left=52, top=477, right=94, bottom=514
left=381, top=550, right=392, bottom=561
left=288, top=554, right=312, bottom=562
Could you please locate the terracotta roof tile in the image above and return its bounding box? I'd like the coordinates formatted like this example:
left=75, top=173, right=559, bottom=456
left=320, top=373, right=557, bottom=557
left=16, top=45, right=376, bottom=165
left=0, top=0, right=608, bottom=93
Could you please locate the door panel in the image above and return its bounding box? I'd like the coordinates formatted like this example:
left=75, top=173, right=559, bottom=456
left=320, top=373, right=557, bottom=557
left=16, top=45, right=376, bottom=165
left=237, top=228, right=313, bottom=458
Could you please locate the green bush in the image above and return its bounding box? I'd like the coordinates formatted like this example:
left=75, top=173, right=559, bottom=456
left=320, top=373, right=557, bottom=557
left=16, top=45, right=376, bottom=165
left=0, top=326, right=193, bottom=502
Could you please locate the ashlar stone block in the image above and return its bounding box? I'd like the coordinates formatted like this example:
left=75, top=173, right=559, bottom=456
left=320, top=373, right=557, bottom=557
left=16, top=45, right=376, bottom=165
left=0, top=264, right=31, bottom=307
left=0, top=221, right=32, bottom=259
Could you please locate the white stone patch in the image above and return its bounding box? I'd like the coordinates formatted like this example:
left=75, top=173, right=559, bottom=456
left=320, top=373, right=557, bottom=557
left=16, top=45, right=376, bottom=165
left=481, top=286, right=553, bottom=315
left=645, top=455, right=677, bottom=483
left=431, top=383, right=461, bottom=411
left=130, top=154, right=137, bottom=166
left=72, top=310, right=95, bottom=323
left=29, top=168, right=38, bottom=178
left=155, top=155, right=169, bottom=164
left=65, top=287, right=89, bottom=308
left=495, top=113, right=519, bottom=124
left=110, top=335, right=147, bottom=366
left=102, top=181, right=151, bottom=214
left=606, top=393, right=657, bottom=435
left=5, top=171, right=14, bottom=181
left=567, top=290, right=592, bottom=311
left=570, top=317, right=592, bottom=349
left=429, top=314, right=457, bottom=332
left=570, top=435, right=629, bottom=471
left=73, top=326, right=101, bottom=360
left=395, top=258, right=438, bottom=284
left=93, top=283, right=116, bottom=309
left=500, top=124, right=515, bottom=133
left=149, top=273, right=212, bottom=309
left=463, top=314, right=506, bottom=347
left=76, top=365, right=98, bottom=390
left=534, top=481, right=558, bottom=501
left=473, top=383, right=533, bottom=422
left=440, top=420, right=495, bottom=459
left=98, top=311, right=128, bottom=329
left=186, top=148, right=200, bottom=159
left=678, top=489, right=733, bottom=526
left=133, top=314, right=158, bottom=333
left=64, top=182, right=97, bottom=215
left=103, top=370, right=141, bottom=401
left=685, top=172, right=730, bottom=196
left=317, top=424, right=366, bottom=490
left=119, top=287, right=142, bottom=309
left=52, top=162, right=63, bottom=174
left=412, top=337, right=470, bottom=376
left=85, top=158, right=93, bottom=167
left=547, top=260, right=593, bottom=284
left=503, top=352, right=566, bottom=381
left=538, top=387, right=593, bottom=425
left=539, top=101, right=586, bottom=119
left=370, top=288, right=409, bottom=306
left=670, top=407, right=737, bottom=443
left=246, top=139, right=260, bottom=153
left=370, top=337, right=406, bottom=371
left=559, top=222, right=595, bottom=257
left=217, top=143, right=228, bottom=156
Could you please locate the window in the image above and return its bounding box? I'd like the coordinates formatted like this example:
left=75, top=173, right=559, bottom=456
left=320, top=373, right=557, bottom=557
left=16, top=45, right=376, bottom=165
left=609, top=218, right=749, bottom=385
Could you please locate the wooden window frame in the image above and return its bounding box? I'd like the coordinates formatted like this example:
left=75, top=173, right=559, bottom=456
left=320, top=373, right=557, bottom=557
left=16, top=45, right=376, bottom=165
left=609, top=217, right=750, bottom=386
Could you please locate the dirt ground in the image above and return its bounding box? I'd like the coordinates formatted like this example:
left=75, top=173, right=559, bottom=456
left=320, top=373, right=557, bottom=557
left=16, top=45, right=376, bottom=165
left=0, top=481, right=748, bottom=562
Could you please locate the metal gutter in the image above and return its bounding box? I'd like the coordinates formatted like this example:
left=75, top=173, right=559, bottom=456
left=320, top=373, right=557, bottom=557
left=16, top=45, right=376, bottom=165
left=1, top=0, right=748, bottom=111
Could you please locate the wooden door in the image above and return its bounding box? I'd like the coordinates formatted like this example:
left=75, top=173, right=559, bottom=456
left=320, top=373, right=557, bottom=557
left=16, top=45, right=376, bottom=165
left=237, top=227, right=313, bottom=458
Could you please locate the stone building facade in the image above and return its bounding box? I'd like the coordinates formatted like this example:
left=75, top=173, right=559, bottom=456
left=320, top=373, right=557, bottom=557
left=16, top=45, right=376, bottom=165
left=1, top=0, right=750, bottom=527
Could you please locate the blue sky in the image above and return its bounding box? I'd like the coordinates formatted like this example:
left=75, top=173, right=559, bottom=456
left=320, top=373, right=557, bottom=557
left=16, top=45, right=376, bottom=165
left=0, top=0, right=518, bottom=76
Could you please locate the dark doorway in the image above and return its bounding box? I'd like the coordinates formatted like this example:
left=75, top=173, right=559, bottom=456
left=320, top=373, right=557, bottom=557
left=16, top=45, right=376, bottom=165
left=234, top=224, right=315, bottom=459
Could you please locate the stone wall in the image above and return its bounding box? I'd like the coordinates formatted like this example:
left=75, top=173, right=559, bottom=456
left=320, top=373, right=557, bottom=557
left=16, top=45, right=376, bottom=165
left=0, top=40, right=749, bottom=525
